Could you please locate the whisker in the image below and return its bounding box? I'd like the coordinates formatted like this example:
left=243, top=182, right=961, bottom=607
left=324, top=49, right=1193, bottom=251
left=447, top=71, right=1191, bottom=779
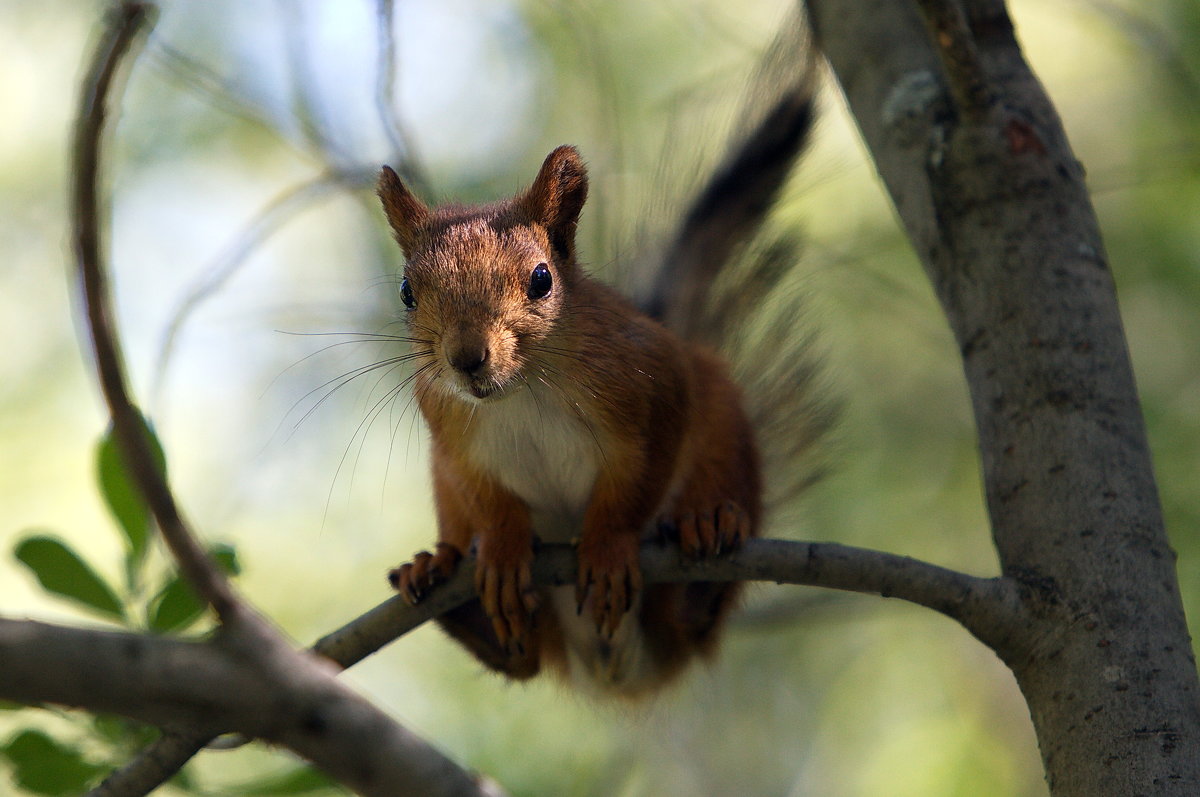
left=368, top=273, right=403, bottom=289
left=281, top=352, right=432, bottom=441
left=262, top=333, right=423, bottom=400
left=300, top=352, right=427, bottom=407
left=462, top=401, right=477, bottom=439
left=324, top=359, right=439, bottom=522
left=517, top=370, right=548, bottom=423
left=526, top=343, right=590, bottom=361
left=345, top=369, right=410, bottom=499
left=277, top=329, right=427, bottom=343
left=327, top=381, right=406, bottom=524
left=530, top=369, right=610, bottom=473
left=528, top=354, right=621, bottom=413
left=382, top=376, right=422, bottom=498
left=351, top=367, right=423, bottom=501
left=405, top=389, right=425, bottom=464
left=265, top=326, right=432, bottom=395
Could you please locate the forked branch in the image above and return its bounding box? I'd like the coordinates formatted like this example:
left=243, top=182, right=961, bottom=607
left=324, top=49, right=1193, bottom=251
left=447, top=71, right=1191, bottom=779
left=39, top=539, right=1024, bottom=796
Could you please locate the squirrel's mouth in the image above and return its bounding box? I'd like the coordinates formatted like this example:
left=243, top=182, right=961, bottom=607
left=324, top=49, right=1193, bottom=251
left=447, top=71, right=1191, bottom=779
left=441, top=359, right=511, bottom=403
left=469, top=383, right=500, bottom=400
left=451, top=375, right=506, bottom=402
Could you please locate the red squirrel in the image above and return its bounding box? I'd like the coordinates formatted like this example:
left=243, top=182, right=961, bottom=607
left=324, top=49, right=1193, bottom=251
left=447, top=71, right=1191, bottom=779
left=378, top=147, right=764, bottom=694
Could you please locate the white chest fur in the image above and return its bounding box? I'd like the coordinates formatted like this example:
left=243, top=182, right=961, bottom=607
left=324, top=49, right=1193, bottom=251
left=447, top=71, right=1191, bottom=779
left=464, top=383, right=601, bottom=542
left=462, top=383, right=662, bottom=691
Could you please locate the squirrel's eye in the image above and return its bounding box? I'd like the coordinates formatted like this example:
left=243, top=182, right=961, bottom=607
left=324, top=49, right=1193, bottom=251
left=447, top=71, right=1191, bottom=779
left=528, top=263, right=552, bottom=300
left=400, top=276, right=416, bottom=310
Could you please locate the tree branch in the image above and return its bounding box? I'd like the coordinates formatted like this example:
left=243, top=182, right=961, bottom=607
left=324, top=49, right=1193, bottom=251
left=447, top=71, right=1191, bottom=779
left=0, top=619, right=497, bottom=797
left=313, top=539, right=1026, bottom=669
left=807, top=0, right=1200, bottom=791
left=85, top=730, right=211, bottom=797
left=373, top=0, right=431, bottom=194
left=72, top=0, right=239, bottom=621
left=62, top=536, right=1025, bottom=794
left=148, top=171, right=358, bottom=413
left=911, top=0, right=992, bottom=117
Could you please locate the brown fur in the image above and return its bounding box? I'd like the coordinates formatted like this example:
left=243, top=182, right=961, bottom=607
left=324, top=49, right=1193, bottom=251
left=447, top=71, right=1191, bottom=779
left=382, top=147, right=761, bottom=694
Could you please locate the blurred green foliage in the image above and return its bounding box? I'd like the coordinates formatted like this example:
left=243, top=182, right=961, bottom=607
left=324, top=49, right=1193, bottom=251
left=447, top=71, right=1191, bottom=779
left=3, top=730, right=108, bottom=796
left=1, top=0, right=1198, bottom=795
left=3, top=419, right=332, bottom=794
left=96, top=414, right=164, bottom=588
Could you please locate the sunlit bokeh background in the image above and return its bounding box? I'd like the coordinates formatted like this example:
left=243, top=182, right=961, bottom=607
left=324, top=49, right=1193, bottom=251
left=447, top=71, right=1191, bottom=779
left=2, top=0, right=1198, bottom=794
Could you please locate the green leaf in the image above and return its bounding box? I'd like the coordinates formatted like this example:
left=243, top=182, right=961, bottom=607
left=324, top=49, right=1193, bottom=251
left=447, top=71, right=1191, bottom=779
left=147, top=576, right=205, bottom=633
left=90, top=714, right=129, bottom=744
left=96, top=415, right=166, bottom=579
left=228, top=765, right=340, bottom=795
left=91, top=714, right=156, bottom=748
left=169, top=765, right=196, bottom=790
left=14, top=535, right=125, bottom=621
left=1, top=730, right=105, bottom=796
left=147, top=544, right=240, bottom=632
left=210, top=542, right=242, bottom=576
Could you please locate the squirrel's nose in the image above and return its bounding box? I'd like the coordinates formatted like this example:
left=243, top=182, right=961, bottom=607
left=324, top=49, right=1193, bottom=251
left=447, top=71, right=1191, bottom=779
left=448, top=345, right=489, bottom=377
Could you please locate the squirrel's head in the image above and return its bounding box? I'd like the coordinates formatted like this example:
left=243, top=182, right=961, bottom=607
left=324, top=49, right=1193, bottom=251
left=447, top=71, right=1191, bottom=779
left=377, top=146, right=589, bottom=403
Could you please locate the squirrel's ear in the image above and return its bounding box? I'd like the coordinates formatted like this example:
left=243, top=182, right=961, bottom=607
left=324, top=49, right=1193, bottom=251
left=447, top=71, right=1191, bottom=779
left=378, top=165, right=430, bottom=257
left=523, top=146, right=588, bottom=260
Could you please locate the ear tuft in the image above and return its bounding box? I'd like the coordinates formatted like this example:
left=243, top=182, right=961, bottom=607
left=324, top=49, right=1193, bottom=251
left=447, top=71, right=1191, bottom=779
left=523, top=146, right=589, bottom=260
left=377, top=165, right=431, bottom=257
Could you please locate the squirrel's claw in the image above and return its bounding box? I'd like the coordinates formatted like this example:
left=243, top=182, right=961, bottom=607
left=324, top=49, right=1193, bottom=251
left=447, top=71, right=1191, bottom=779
left=576, top=533, right=641, bottom=637
left=389, top=542, right=463, bottom=604
left=674, top=500, right=750, bottom=559
left=475, top=545, right=535, bottom=653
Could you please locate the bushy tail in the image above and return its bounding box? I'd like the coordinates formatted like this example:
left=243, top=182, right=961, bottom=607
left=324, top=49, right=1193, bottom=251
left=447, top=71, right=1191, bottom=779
left=646, top=10, right=835, bottom=515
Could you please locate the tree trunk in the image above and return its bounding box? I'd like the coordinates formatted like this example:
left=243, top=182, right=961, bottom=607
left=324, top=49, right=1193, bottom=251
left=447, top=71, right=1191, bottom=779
left=806, top=0, right=1200, bottom=793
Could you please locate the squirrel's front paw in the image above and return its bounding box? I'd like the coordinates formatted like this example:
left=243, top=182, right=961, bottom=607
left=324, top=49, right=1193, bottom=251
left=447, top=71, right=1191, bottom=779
left=389, top=542, right=463, bottom=604
left=475, top=542, right=539, bottom=654
left=576, top=533, right=642, bottom=639
left=671, top=499, right=751, bottom=559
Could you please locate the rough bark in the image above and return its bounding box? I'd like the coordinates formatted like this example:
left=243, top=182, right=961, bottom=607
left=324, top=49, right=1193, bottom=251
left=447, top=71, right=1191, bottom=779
left=0, top=619, right=490, bottom=797
left=806, top=0, right=1200, bottom=793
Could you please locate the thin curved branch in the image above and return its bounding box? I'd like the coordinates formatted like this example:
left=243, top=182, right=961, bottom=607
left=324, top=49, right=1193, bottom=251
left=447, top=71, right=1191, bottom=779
left=148, top=173, right=350, bottom=411
left=315, top=539, right=1027, bottom=669
left=72, top=1, right=238, bottom=620
left=148, top=43, right=312, bottom=160
left=85, top=731, right=210, bottom=797
left=373, top=0, right=431, bottom=194
left=276, top=0, right=346, bottom=167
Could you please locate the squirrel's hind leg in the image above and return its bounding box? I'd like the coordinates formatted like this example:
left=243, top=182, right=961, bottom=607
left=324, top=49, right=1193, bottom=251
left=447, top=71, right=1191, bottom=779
left=436, top=599, right=549, bottom=679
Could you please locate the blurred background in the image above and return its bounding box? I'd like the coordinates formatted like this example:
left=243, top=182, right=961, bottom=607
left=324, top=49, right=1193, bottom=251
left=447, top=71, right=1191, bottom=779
left=1, top=0, right=1198, bottom=794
